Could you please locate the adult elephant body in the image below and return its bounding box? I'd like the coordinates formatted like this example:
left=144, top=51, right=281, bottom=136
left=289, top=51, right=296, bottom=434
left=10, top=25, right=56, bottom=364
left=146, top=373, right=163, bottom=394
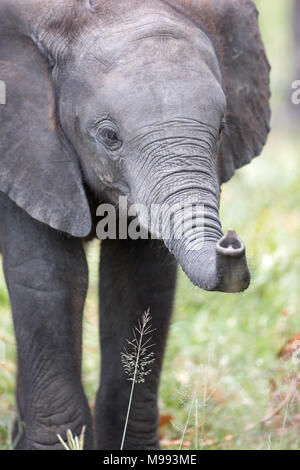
left=0, top=0, right=270, bottom=449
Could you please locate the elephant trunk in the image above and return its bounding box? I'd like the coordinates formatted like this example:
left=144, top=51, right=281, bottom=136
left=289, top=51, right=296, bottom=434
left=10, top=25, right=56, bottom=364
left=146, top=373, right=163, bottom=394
left=165, top=216, right=250, bottom=293
left=132, top=143, right=250, bottom=293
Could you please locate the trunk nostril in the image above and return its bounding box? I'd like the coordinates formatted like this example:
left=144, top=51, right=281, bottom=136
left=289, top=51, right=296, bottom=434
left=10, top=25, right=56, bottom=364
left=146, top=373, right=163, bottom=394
left=216, top=229, right=245, bottom=257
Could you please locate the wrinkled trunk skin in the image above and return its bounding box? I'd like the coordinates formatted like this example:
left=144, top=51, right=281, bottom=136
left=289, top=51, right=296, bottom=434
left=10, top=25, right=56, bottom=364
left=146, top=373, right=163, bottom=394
left=166, top=220, right=250, bottom=293
left=131, top=141, right=250, bottom=293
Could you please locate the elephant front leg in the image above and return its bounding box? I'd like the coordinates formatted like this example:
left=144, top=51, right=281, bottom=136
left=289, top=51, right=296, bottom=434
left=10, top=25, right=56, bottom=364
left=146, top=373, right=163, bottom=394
left=95, top=238, right=177, bottom=450
left=1, top=197, right=93, bottom=450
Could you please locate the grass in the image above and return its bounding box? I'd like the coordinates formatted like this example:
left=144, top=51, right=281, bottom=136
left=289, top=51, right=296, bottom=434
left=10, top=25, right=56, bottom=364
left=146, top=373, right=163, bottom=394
left=57, top=427, right=86, bottom=451
left=120, top=310, right=156, bottom=450
left=0, top=0, right=300, bottom=451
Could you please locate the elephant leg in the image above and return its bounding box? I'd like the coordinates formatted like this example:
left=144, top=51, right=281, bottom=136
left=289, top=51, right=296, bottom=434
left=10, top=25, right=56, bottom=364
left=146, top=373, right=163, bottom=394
left=95, top=238, right=177, bottom=450
left=11, top=371, right=26, bottom=449
left=0, top=195, right=93, bottom=450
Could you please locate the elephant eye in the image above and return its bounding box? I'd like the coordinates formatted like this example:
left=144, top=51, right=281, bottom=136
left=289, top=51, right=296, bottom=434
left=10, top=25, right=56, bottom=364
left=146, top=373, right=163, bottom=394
left=98, top=126, right=122, bottom=150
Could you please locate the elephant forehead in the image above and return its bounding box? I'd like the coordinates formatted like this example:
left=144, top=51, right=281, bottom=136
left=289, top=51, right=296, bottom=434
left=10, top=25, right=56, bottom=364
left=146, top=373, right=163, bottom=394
left=76, top=11, right=220, bottom=79
left=67, top=54, right=225, bottom=140
left=115, top=61, right=220, bottom=99
left=93, top=58, right=225, bottom=129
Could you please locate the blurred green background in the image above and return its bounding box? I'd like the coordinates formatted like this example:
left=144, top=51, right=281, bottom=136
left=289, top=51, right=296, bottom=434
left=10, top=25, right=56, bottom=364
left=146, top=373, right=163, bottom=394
left=1, top=0, right=300, bottom=450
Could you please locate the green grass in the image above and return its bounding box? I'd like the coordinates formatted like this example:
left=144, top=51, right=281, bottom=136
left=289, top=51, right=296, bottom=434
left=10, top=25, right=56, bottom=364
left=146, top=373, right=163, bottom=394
left=1, top=0, right=299, bottom=451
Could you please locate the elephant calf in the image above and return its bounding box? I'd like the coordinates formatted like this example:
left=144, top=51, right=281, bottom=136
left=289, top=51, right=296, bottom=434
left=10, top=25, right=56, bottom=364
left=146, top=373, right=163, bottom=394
left=0, top=0, right=270, bottom=450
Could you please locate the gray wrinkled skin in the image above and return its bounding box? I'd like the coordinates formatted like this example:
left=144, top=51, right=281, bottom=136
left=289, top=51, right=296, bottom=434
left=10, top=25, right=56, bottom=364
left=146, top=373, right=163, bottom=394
left=0, top=0, right=270, bottom=449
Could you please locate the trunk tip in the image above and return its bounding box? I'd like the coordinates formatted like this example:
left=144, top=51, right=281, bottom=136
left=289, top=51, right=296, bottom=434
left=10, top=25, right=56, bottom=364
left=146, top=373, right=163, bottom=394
left=216, top=228, right=245, bottom=257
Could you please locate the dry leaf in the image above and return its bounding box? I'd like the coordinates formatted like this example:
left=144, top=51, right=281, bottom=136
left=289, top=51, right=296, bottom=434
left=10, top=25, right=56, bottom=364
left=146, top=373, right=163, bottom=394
left=159, top=414, right=173, bottom=428
left=278, top=333, right=300, bottom=360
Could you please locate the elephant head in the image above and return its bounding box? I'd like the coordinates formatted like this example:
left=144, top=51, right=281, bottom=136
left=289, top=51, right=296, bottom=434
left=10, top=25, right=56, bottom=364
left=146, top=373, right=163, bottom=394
left=0, top=0, right=270, bottom=292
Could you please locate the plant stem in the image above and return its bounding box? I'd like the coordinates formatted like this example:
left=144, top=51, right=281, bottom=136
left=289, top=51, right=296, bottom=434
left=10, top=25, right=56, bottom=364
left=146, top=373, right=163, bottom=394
left=120, top=320, right=144, bottom=450
left=179, top=394, right=195, bottom=450
left=195, top=398, right=198, bottom=450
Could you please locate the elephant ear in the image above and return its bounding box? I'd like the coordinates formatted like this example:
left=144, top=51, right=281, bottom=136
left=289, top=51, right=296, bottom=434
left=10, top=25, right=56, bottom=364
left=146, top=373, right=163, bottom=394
left=164, top=0, right=271, bottom=183
left=0, top=1, right=92, bottom=237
